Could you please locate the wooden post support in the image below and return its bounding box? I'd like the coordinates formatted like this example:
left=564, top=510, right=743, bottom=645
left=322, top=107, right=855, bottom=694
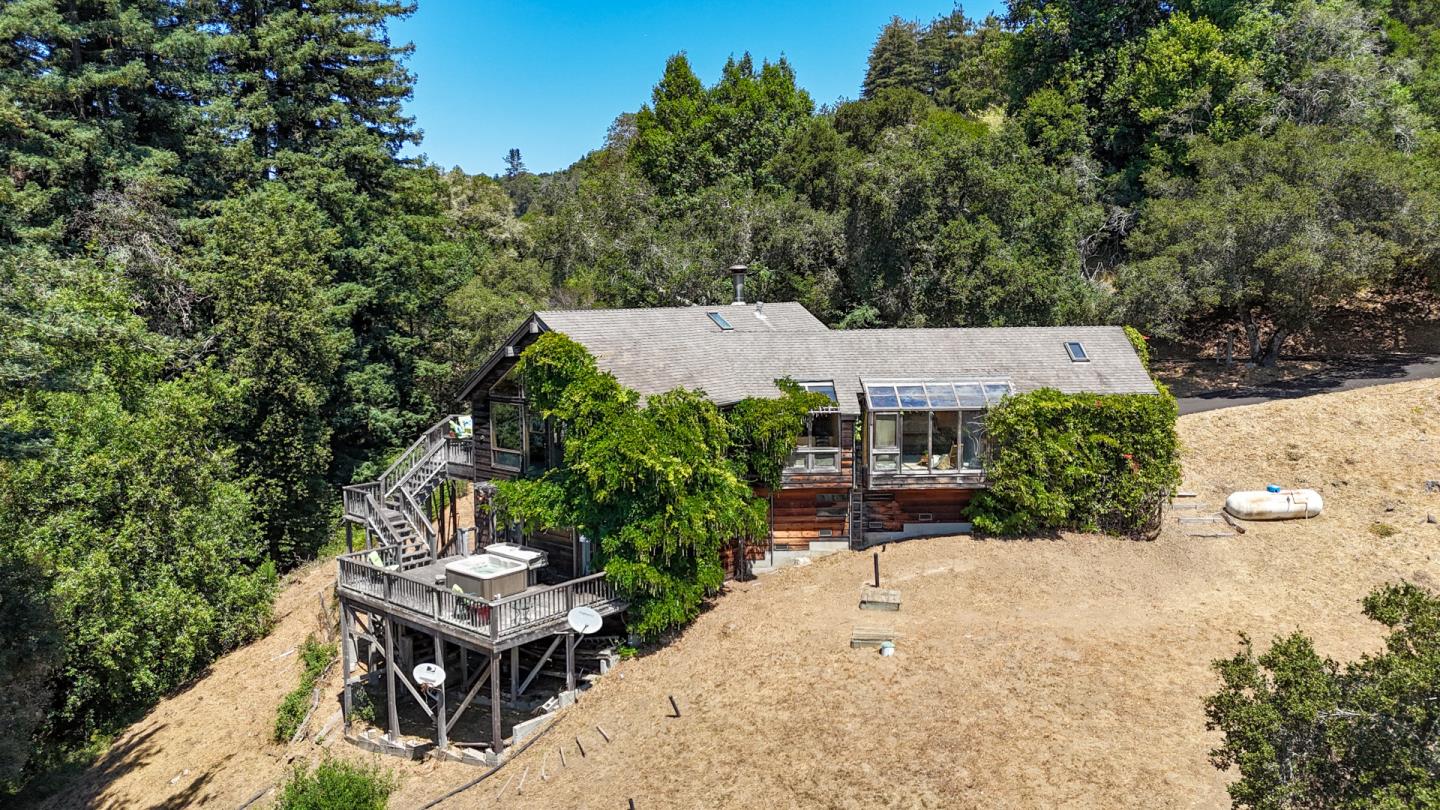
left=433, top=634, right=448, bottom=751
left=345, top=522, right=354, bottom=553
left=565, top=633, right=576, bottom=694
left=449, top=481, right=459, bottom=545
left=340, top=600, right=353, bottom=729
left=490, top=651, right=504, bottom=755
left=509, top=646, right=519, bottom=700
left=668, top=695, right=681, bottom=718
left=873, top=552, right=880, bottom=588
left=384, top=617, right=400, bottom=742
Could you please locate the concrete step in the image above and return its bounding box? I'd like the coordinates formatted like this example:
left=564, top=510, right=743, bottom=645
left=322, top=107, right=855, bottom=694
left=808, top=540, right=850, bottom=556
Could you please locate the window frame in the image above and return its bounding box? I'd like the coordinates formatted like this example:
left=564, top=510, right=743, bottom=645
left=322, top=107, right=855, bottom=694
left=787, top=381, right=842, bottom=473
left=489, top=399, right=525, bottom=471
left=1065, top=341, right=1089, bottom=362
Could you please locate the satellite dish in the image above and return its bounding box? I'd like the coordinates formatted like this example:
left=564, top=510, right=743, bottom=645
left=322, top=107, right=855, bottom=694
left=413, top=662, right=446, bottom=689
left=566, top=606, right=603, bottom=635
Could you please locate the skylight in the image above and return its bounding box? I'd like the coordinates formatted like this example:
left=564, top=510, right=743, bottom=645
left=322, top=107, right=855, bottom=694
left=1064, top=341, right=1089, bottom=362
left=801, top=381, right=838, bottom=405
left=707, top=311, right=734, bottom=331
left=861, top=380, right=1013, bottom=410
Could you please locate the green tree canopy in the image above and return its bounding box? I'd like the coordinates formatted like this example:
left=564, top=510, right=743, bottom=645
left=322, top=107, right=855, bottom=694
left=1118, top=125, right=1440, bottom=364
left=1206, top=582, right=1440, bottom=808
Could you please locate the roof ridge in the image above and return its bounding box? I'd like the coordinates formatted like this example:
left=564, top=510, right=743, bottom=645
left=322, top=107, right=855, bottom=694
left=537, top=301, right=809, bottom=316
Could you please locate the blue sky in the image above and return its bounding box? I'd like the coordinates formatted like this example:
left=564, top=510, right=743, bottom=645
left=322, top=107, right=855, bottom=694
left=391, top=1, right=1007, bottom=176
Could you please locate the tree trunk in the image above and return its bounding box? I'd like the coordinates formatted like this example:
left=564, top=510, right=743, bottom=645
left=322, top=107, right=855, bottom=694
left=1242, top=311, right=1261, bottom=364
left=1262, top=329, right=1287, bottom=367
left=1223, top=334, right=1235, bottom=368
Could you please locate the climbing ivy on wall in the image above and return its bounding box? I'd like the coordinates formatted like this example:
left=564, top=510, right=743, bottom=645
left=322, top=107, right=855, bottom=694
left=493, top=333, right=819, bottom=637
left=968, top=388, right=1181, bottom=536
left=725, top=380, right=832, bottom=490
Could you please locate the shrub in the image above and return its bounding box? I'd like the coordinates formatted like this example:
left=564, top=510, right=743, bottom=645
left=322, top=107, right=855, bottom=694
left=1369, top=522, right=1398, bottom=538
left=276, top=758, right=394, bottom=810
left=968, top=388, right=1181, bottom=536
left=274, top=636, right=336, bottom=743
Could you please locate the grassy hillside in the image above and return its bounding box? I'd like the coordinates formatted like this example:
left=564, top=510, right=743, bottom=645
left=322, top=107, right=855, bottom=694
left=37, top=380, right=1439, bottom=808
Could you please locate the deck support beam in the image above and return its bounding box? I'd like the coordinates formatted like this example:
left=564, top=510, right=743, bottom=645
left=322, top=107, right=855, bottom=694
left=509, top=646, right=519, bottom=700
left=433, top=634, right=447, bottom=751
left=491, top=651, right=505, bottom=754
left=384, top=616, right=400, bottom=742
left=517, top=635, right=562, bottom=697
left=445, top=656, right=495, bottom=735
left=340, top=599, right=354, bottom=730
left=565, top=632, right=576, bottom=694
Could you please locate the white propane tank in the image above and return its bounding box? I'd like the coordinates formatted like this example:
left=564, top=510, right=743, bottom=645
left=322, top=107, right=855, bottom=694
left=1224, top=488, right=1323, bottom=520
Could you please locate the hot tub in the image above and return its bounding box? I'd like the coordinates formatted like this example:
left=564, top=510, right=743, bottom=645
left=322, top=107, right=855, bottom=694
left=445, top=554, right=528, bottom=599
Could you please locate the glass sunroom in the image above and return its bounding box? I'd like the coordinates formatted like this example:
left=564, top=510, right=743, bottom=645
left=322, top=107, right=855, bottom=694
left=862, top=380, right=1012, bottom=476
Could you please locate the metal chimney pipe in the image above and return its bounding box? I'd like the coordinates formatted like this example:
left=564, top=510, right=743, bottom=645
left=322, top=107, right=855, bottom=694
left=728, top=263, right=747, bottom=305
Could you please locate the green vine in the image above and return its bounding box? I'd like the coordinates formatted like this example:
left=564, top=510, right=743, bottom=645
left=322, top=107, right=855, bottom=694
left=968, top=388, right=1181, bottom=536
left=726, top=379, right=832, bottom=490
left=493, top=333, right=816, bottom=638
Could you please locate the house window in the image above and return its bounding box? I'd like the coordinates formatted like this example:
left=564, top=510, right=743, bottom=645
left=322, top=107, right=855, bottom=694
left=871, top=412, right=899, bottom=472
left=961, top=412, right=987, bottom=469
left=707, top=311, right=734, bottom=331
left=932, top=411, right=959, bottom=470
left=527, top=412, right=549, bottom=471
left=491, top=401, right=523, bottom=470
left=901, top=412, right=929, bottom=472
left=787, top=382, right=842, bottom=473
left=862, top=379, right=1010, bottom=476
left=1065, top=341, right=1089, bottom=362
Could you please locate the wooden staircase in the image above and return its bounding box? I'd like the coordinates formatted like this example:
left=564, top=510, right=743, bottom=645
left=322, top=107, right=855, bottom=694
left=342, top=413, right=470, bottom=563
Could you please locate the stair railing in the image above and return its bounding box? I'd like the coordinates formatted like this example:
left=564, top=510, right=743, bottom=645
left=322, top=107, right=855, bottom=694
left=397, top=487, right=439, bottom=558
left=342, top=484, right=406, bottom=548
left=380, top=414, right=466, bottom=500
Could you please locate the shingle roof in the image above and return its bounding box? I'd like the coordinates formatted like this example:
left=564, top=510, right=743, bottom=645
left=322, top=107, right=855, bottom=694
left=529, top=304, right=1155, bottom=414
left=536, top=301, right=828, bottom=342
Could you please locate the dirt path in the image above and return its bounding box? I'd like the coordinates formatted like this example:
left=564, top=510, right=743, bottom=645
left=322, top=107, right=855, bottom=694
left=39, top=379, right=1440, bottom=809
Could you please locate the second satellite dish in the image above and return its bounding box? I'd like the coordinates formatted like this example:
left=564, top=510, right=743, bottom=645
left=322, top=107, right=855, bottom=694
left=567, top=606, right=603, bottom=634
left=413, top=662, right=446, bottom=689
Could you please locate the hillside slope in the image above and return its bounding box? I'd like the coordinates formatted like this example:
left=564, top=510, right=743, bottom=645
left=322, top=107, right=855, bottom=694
left=40, top=379, right=1440, bottom=809
left=34, top=561, right=341, bottom=809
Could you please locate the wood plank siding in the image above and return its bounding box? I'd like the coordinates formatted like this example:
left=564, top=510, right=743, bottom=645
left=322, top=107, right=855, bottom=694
left=770, top=487, right=851, bottom=549
left=863, top=489, right=973, bottom=533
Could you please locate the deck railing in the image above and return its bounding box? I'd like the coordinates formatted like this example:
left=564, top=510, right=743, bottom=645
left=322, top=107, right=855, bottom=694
left=444, top=438, right=474, bottom=468
left=336, top=549, right=622, bottom=644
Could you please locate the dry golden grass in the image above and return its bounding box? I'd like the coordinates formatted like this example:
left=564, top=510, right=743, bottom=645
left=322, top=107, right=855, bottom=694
left=38, top=379, right=1440, bottom=809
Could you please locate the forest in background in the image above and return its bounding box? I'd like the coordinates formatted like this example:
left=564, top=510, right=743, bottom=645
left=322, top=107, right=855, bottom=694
left=2, top=0, right=1438, bottom=797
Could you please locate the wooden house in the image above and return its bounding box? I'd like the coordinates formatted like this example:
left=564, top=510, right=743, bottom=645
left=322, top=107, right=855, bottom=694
left=455, top=267, right=1156, bottom=569
left=333, top=267, right=1155, bottom=759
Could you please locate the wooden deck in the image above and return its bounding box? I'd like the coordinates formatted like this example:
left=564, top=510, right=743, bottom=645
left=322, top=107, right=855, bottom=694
left=336, top=548, right=624, bottom=652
